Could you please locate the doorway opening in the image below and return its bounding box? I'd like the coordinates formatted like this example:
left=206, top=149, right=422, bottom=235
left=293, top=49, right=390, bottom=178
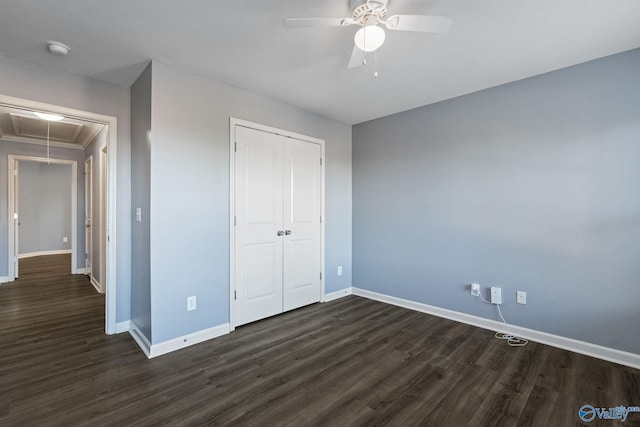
left=10, top=157, right=76, bottom=278
left=1, top=94, right=118, bottom=334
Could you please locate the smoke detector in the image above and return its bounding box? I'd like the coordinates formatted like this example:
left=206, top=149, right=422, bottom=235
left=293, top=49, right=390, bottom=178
left=46, top=41, right=71, bottom=56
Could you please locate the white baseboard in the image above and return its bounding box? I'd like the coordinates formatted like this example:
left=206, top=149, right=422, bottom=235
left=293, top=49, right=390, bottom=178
left=90, top=276, right=102, bottom=293
left=115, top=321, right=130, bottom=334
left=352, top=287, right=640, bottom=370
left=74, top=267, right=87, bottom=275
left=323, top=287, right=353, bottom=302
left=129, top=323, right=152, bottom=358
left=129, top=322, right=231, bottom=359
left=0, top=276, right=9, bottom=284
left=19, top=249, right=71, bottom=259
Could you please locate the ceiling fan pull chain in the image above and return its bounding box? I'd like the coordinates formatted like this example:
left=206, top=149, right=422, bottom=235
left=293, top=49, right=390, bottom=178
left=374, top=50, right=379, bottom=78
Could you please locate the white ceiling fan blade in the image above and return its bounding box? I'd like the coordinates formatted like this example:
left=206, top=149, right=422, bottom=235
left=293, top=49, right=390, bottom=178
left=384, top=15, right=453, bottom=33
left=348, top=45, right=366, bottom=69
left=284, top=17, right=357, bottom=28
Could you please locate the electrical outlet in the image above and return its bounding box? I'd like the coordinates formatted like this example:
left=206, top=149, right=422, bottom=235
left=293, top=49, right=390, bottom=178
left=490, top=287, right=502, bottom=304
left=337, top=266, right=343, bottom=276
left=517, top=291, right=527, bottom=305
left=470, top=283, right=480, bottom=296
left=187, top=296, right=197, bottom=311
left=63, top=237, right=68, bottom=243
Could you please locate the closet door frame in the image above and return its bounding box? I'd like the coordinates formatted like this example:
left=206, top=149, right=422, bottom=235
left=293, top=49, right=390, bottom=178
left=229, top=118, right=325, bottom=331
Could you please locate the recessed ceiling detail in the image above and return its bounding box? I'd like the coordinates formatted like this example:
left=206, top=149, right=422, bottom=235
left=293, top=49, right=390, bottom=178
left=0, top=106, right=104, bottom=149
left=10, top=113, right=83, bottom=143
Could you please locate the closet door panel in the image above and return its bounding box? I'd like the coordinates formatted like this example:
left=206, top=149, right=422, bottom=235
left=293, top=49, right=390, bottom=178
left=234, top=126, right=284, bottom=326
left=283, top=138, right=322, bottom=311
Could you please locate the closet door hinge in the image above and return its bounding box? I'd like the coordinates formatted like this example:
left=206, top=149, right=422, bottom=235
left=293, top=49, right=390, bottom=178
left=234, top=216, right=237, bottom=226
left=234, top=290, right=237, bottom=300
left=320, top=272, right=322, bottom=280
left=320, top=158, right=322, bottom=166
left=234, top=142, right=237, bottom=152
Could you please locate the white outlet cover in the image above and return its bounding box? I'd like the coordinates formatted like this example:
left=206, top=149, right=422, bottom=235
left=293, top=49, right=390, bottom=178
left=490, top=287, right=502, bottom=304
left=517, top=291, right=527, bottom=304
left=187, top=296, right=197, bottom=311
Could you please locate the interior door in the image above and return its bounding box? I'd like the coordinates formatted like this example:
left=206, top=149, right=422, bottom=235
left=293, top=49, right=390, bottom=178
left=84, top=157, right=93, bottom=276
left=283, top=139, right=322, bottom=311
left=13, top=160, right=19, bottom=278
left=234, top=126, right=284, bottom=326
left=99, top=146, right=107, bottom=292
left=84, top=156, right=93, bottom=276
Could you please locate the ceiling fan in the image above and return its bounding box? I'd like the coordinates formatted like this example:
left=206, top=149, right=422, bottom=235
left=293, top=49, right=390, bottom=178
left=284, top=0, right=453, bottom=69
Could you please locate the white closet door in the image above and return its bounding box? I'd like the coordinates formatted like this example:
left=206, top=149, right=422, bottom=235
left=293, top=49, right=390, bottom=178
left=234, top=126, right=284, bottom=326
left=283, top=138, right=322, bottom=311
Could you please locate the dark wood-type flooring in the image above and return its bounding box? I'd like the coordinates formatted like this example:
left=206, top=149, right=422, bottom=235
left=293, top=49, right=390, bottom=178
left=1, top=254, right=639, bottom=426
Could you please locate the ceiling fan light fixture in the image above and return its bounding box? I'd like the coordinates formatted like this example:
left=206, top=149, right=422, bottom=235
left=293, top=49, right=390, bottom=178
left=354, top=25, right=385, bottom=52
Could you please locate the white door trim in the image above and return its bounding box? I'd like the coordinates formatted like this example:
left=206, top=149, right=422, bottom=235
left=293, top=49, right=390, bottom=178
left=229, top=117, right=325, bottom=331
left=8, top=155, right=77, bottom=277
left=0, top=94, right=118, bottom=335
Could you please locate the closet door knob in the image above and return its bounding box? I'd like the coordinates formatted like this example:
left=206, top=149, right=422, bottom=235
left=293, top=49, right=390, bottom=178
left=285, top=230, right=292, bottom=235
left=277, top=231, right=284, bottom=236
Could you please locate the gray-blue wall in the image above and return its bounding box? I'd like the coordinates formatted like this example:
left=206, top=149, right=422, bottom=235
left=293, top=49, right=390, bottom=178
left=146, top=61, right=352, bottom=344
left=0, top=54, right=131, bottom=322
left=18, top=162, right=72, bottom=255
left=353, top=48, right=640, bottom=354
left=130, top=63, right=152, bottom=341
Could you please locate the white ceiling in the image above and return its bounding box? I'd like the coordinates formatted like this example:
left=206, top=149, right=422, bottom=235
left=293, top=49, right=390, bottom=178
left=0, top=0, right=639, bottom=125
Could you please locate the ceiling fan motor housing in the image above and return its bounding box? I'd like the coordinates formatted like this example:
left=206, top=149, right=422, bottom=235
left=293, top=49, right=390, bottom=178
left=350, top=0, right=389, bottom=23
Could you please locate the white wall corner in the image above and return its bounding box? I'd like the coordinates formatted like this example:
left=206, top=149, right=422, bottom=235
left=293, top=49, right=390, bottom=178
left=323, top=287, right=353, bottom=303
left=129, top=322, right=152, bottom=358
left=115, top=320, right=131, bottom=334
left=74, top=268, right=87, bottom=275
left=351, top=287, right=640, bottom=371
left=147, top=323, right=231, bottom=358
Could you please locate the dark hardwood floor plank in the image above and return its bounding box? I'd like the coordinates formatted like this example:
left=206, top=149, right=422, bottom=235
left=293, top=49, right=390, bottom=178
left=2, top=254, right=639, bottom=426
